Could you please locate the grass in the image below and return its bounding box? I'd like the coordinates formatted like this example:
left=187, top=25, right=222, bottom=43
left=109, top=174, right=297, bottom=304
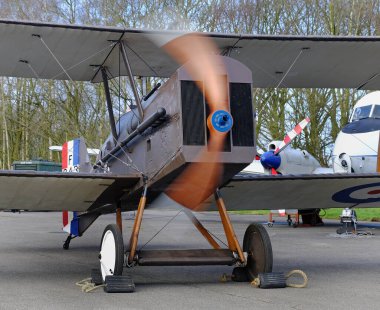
left=229, top=208, right=380, bottom=222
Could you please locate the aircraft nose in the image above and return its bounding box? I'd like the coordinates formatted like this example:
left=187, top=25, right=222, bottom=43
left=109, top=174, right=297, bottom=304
left=260, top=151, right=281, bottom=170
left=208, top=110, right=233, bottom=133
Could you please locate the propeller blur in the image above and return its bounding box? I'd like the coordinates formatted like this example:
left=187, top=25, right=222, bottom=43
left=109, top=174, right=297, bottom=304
left=0, top=20, right=380, bottom=288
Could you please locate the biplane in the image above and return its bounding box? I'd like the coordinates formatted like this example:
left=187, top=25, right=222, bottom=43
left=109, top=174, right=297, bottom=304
left=1, top=19, right=380, bottom=288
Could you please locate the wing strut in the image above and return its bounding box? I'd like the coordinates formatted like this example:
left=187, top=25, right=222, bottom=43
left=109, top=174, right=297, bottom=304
left=101, top=67, right=118, bottom=143
left=120, top=41, right=143, bottom=122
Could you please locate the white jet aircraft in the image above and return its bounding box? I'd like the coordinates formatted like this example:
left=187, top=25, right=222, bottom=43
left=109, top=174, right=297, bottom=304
left=333, top=91, right=380, bottom=173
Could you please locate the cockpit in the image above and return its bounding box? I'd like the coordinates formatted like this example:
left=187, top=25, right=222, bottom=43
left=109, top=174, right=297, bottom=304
left=351, top=104, right=380, bottom=122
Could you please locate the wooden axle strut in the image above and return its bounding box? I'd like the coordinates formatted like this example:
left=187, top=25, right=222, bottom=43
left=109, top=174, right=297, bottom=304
left=126, top=186, right=245, bottom=266
left=127, top=184, right=148, bottom=265
left=183, top=209, right=221, bottom=249
left=214, top=189, right=245, bottom=263
left=184, top=190, right=246, bottom=263
left=116, top=204, right=122, bottom=233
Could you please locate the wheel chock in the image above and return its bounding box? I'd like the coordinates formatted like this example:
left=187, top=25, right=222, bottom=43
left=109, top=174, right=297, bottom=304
left=91, top=269, right=103, bottom=286
left=251, top=270, right=308, bottom=289
left=104, top=275, right=135, bottom=293
left=231, top=267, right=250, bottom=282
left=252, top=272, right=286, bottom=289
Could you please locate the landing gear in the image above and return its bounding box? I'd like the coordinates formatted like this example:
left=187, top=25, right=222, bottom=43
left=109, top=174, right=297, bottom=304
left=299, top=209, right=324, bottom=226
left=287, top=216, right=299, bottom=228
left=99, top=224, right=124, bottom=281
left=337, top=208, right=357, bottom=234
left=232, top=222, right=273, bottom=282
left=63, top=235, right=72, bottom=250
left=243, top=223, right=273, bottom=280
left=96, top=187, right=274, bottom=290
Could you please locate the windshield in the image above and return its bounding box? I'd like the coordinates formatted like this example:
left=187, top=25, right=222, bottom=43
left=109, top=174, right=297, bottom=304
left=351, top=105, right=372, bottom=121
left=372, top=105, right=380, bottom=119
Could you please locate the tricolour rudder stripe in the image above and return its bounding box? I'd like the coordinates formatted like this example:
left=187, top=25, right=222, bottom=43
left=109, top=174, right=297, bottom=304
left=62, top=142, right=68, bottom=170
left=73, top=138, right=80, bottom=166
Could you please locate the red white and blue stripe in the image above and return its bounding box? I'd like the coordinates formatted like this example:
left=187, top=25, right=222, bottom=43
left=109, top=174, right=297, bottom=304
left=62, top=139, right=80, bottom=172
left=62, top=211, right=79, bottom=236
left=62, top=138, right=81, bottom=236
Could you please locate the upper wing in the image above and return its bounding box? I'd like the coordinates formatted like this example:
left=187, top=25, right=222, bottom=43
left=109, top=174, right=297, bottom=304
left=219, top=173, right=380, bottom=211
left=219, top=35, right=380, bottom=89
left=0, top=20, right=124, bottom=81
left=0, top=170, right=140, bottom=212
left=2, top=20, right=380, bottom=89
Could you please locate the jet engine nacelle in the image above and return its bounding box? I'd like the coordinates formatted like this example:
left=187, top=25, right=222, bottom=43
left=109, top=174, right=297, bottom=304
left=332, top=130, right=378, bottom=173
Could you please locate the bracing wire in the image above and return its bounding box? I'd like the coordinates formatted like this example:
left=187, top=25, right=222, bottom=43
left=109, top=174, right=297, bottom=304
left=17, top=35, right=142, bottom=173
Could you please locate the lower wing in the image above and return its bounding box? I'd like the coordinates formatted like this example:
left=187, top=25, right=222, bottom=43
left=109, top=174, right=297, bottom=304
left=219, top=173, right=380, bottom=210
left=2, top=170, right=379, bottom=212
left=0, top=170, right=140, bottom=212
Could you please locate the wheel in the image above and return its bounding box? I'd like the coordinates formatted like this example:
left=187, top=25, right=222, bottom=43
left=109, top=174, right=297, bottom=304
left=99, top=224, right=124, bottom=281
left=231, top=267, right=250, bottom=282
left=336, top=227, right=344, bottom=234
left=243, top=223, right=273, bottom=281
left=310, top=214, right=317, bottom=226
left=63, top=240, right=70, bottom=250
left=63, top=235, right=72, bottom=250
left=267, top=222, right=273, bottom=227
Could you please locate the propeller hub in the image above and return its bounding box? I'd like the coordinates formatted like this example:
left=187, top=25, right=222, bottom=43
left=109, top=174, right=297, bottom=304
left=208, top=110, right=233, bottom=133
left=260, top=151, right=281, bottom=170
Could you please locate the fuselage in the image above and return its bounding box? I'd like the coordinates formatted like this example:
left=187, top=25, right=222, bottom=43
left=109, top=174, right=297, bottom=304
left=243, top=140, right=322, bottom=175
left=94, top=55, right=256, bottom=209
left=333, top=91, right=380, bottom=173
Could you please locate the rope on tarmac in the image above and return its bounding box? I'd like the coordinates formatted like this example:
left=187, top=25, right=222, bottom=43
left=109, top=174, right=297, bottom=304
left=285, top=270, right=308, bottom=288
left=76, top=278, right=105, bottom=293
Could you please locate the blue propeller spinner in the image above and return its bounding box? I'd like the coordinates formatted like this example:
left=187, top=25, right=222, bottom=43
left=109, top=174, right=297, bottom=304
left=209, top=110, right=233, bottom=133
left=260, top=151, right=281, bottom=170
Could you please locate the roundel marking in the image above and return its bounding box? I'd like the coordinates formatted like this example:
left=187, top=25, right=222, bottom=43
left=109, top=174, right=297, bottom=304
left=332, top=182, right=380, bottom=204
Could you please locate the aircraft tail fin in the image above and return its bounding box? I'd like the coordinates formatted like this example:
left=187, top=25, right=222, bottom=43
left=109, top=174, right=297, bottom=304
left=61, top=137, right=91, bottom=173
left=62, top=211, right=80, bottom=236
left=61, top=137, right=90, bottom=236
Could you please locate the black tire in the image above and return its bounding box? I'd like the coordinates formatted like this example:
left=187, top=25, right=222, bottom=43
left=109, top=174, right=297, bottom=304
left=243, top=223, right=273, bottom=281
left=63, top=235, right=72, bottom=250
left=100, top=224, right=124, bottom=279
left=231, top=267, right=250, bottom=282
left=310, top=214, right=317, bottom=226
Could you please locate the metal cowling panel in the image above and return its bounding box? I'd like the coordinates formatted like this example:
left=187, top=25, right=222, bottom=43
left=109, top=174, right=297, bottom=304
left=230, top=83, right=254, bottom=147
left=181, top=80, right=206, bottom=146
